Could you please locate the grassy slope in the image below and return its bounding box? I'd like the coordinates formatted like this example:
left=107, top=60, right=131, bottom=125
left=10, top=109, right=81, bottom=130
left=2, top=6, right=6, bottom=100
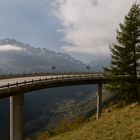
left=46, top=103, right=140, bottom=140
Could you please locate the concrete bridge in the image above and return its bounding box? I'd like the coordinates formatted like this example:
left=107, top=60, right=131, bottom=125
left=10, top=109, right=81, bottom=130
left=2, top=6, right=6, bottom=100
left=0, top=72, right=136, bottom=140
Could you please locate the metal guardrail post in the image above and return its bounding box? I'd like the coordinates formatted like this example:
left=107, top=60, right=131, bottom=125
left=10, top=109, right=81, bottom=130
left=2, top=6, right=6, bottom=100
left=16, top=82, right=18, bottom=87
left=24, top=80, right=26, bottom=85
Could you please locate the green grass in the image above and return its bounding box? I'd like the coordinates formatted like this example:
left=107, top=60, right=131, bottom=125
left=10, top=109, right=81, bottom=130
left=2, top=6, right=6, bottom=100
left=36, top=102, right=140, bottom=140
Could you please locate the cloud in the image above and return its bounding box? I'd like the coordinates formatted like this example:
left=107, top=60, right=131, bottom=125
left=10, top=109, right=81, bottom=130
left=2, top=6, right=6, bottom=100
left=0, top=45, right=24, bottom=51
left=49, top=0, right=139, bottom=56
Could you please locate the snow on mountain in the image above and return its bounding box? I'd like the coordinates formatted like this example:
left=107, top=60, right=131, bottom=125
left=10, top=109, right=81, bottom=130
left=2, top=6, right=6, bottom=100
left=0, top=38, right=86, bottom=74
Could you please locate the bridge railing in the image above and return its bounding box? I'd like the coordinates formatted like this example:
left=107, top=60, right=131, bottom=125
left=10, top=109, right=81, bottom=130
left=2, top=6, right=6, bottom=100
left=0, top=72, right=103, bottom=79
left=0, top=73, right=104, bottom=89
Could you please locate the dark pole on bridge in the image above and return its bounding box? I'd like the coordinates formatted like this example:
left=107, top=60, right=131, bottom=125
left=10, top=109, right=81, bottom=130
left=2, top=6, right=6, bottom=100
left=86, top=66, right=90, bottom=72
left=52, top=66, right=56, bottom=73
left=96, top=84, right=102, bottom=120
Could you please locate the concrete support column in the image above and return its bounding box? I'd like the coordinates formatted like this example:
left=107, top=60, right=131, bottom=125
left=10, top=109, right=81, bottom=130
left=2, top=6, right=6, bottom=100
left=10, top=94, right=24, bottom=140
left=96, top=84, right=102, bottom=120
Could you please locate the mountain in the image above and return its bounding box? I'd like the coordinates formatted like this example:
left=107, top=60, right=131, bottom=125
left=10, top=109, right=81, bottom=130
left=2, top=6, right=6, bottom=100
left=0, top=38, right=86, bottom=74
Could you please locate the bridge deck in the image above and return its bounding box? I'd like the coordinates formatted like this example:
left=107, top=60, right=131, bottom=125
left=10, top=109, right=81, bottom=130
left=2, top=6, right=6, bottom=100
left=0, top=73, right=108, bottom=99
left=0, top=73, right=140, bottom=99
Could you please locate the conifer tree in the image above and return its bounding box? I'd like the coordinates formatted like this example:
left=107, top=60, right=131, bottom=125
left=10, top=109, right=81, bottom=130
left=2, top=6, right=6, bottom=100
left=105, top=3, right=140, bottom=103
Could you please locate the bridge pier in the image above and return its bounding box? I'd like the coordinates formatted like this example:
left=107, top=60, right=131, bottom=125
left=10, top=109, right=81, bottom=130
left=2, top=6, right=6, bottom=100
left=96, top=84, right=102, bottom=120
left=10, top=94, right=24, bottom=140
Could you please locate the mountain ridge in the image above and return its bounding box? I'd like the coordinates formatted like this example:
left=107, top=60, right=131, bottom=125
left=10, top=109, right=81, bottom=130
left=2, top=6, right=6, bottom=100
left=0, top=38, right=86, bottom=74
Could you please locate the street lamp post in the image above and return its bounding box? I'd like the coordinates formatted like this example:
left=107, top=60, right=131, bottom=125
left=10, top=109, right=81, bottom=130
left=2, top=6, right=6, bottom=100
left=86, top=66, right=90, bottom=73
left=52, top=66, right=56, bottom=73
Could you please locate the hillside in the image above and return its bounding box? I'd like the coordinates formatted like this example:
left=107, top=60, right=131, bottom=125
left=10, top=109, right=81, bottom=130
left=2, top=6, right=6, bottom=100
left=36, top=102, right=140, bottom=140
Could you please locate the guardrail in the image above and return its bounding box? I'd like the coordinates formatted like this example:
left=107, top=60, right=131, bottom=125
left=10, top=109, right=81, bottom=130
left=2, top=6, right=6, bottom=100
left=0, top=73, right=104, bottom=90
left=1, top=73, right=139, bottom=90
left=0, top=72, right=103, bottom=79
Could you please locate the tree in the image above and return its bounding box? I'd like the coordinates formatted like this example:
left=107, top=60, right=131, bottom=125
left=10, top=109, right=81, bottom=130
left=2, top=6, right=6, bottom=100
left=105, top=3, right=140, bottom=103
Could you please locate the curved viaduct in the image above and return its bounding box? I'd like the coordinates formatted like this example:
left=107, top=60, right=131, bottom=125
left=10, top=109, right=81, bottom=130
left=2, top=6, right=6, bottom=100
left=0, top=73, right=108, bottom=99
left=0, top=72, right=137, bottom=140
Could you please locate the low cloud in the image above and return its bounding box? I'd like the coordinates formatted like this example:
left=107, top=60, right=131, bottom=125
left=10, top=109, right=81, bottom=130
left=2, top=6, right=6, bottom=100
left=49, top=0, right=139, bottom=56
left=0, top=45, right=24, bottom=51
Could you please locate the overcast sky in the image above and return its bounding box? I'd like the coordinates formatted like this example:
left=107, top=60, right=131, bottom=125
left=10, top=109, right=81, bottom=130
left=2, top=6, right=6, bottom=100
left=0, top=0, right=139, bottom=62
